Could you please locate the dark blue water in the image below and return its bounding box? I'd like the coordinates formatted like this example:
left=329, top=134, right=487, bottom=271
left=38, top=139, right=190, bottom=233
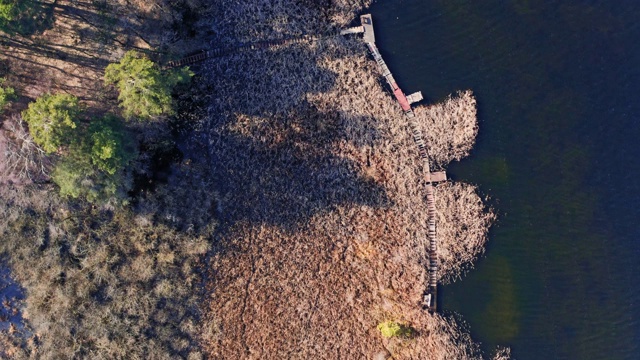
left=369, top=1, right=640, bottom=359
left=0, top=265, right=25, bottom=331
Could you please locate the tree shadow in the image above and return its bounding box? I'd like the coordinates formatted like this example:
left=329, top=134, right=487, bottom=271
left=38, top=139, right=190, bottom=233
left=1, top=0, right=175, bottom=81
left=0, top=258, right=26, bottom=333
left=203, top=43, right=390, bottom=231
left=4, top=1, right=55, bottom=37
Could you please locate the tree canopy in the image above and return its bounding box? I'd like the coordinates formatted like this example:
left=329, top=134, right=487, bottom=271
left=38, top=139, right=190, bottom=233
left=52, top=114, right=136, bottom=203
left=104, top=51, right=192, bottom=120
left=88, top=114, right=136, bottom=175
left=52, top=148, right=121, bottom=203
left=22, top=93, right=80, bottom=154
left=20, top=92, right=137, bottom=203
left=0, top=77, right=16, bottom=114
left=0, top=0, right=38, bottom=34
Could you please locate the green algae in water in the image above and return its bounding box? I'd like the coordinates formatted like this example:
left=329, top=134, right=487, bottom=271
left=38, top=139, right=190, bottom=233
left=478, top=156, right=510, bottom=188
left=479, top=256, right=520, bottom=342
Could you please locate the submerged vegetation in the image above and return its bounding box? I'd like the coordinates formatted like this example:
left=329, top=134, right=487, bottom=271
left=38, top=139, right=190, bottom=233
left=0, top=0, right=502, bottom=358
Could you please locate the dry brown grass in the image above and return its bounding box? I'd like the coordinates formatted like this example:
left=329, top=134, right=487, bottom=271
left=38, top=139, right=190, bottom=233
left=435, top=182, right=496, bottom=284
left=206, top=0, right=370, bottom=45
left=493, top=347, right=513, bottom=360
left=413, top=90, right=479, bottom=168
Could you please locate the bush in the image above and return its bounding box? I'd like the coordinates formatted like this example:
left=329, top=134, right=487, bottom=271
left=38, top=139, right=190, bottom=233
left=104, top=51, right=193, bottom=120
left=0, top=189, right=214, bottom=359
left=21, top=93, right=136, bottom=201
left=0, top=77, right=16, bottom=114
left=0, top=0, right=37, bottom=34
left=377, top=321, right=414, bottom=339
left=52, top=148, right=124, bottom=203
left=21, top=93, right=80, bottom=154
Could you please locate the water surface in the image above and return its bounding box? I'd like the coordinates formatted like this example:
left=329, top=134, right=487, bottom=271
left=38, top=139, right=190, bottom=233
left=369, top=1, right=640, bottom=358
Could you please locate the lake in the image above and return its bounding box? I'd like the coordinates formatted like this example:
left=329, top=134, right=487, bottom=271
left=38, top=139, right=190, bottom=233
left=369, top=1, right=640, bottom=359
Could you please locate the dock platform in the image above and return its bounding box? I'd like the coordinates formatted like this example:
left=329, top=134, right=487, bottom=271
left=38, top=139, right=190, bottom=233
left=340, top=26, right=364, bottom=35
left=406, top=91, right=423, bottom=105
left=361, top=14, right=375, bottom=43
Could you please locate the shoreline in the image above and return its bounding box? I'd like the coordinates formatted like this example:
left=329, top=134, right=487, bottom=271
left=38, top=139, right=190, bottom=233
left=358, top=14, right=443, bottom=311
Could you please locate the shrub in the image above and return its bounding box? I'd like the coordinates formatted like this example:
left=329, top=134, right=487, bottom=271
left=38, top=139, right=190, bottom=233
left=87, top=114, right=136, bottom=175
left=0, top=189, right=214, bottom=359
left=52, top=148, right=124, bottom=203
left=51, top=114, right=136, bottom=203
left=0, top=77, right=16, bottom=114
left=104, top=51, right=193, bottom=120
left=377, top=321, right=414, bottom=339
left=0, top=0, right=37, bottom=34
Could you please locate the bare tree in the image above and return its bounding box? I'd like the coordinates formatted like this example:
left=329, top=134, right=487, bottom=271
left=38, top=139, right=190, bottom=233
left=2, top=114, right=51, bottom=183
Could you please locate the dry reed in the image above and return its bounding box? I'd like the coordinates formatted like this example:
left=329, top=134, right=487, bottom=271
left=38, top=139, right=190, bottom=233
left=435, top=182, right=496, bottom=284
left=413, top=90, right=479, bottom=168
left=199, top=2, right=498, bottom=356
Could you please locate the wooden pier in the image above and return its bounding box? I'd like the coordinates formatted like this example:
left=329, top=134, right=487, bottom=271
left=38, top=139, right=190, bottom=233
left=360, top=14, right=444, bottom=312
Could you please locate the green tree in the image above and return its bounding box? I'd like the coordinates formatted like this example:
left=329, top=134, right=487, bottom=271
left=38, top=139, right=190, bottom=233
left=104, top=51, right=193, bottom=120
left=88, top=115, right=136, bottom=175
left=52, top=149, right=119, bottom=203
left=0, top=0, right=38, bottom=34
left=52, top=115, right=136, bottom=204
left=0, top=77, right=16, bottom=114
left=22, top=93, right=80, bottom=154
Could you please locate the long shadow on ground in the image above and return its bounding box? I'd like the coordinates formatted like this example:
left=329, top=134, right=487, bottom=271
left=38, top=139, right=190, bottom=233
left=204, top=42, right=389, bottom=232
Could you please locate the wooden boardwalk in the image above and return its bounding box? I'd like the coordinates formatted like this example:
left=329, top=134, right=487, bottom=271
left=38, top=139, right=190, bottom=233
left=360, top=14, right=443, bottom=312
left=166, top=32, right=342, bottom=68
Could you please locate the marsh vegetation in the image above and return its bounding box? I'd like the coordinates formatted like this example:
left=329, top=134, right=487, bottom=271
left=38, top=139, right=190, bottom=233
left=0, top=0, right=501, bottom=358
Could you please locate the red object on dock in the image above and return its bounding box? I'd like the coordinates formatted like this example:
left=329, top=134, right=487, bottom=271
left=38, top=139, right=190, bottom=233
left=393, top=85, right=411, bottom=111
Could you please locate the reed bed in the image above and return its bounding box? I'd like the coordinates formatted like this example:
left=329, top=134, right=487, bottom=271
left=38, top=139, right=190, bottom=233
left=435, top=182, right=496, bottom=284
left=199, top=9, right=497, bottom=356
left=413, top=90, right=479, bottom=168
